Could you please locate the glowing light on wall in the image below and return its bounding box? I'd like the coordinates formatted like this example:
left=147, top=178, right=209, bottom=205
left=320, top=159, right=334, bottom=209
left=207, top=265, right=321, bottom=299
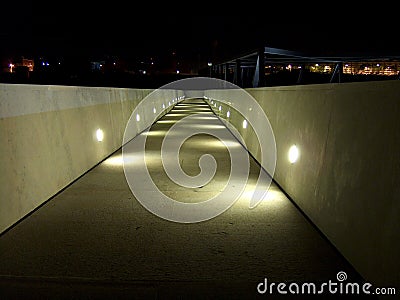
left=288, top=145, right=299, bottom=164
left=227, top=111, right=230, bottom=118
left=136, top=114, right=140, bottom=121
left=153, top=107, right=156, bottom=114
left=158, top=120, right=177, bottom=124
left=242, top=119, right=247, bottom=129
left=142, top=130, right=168, bottom=137
left=96, top=129, right=104, bottom=142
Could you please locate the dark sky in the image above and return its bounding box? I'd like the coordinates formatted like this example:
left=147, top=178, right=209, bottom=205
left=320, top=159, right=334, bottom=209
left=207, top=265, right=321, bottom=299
left=1, top=2, right=398, bottom=68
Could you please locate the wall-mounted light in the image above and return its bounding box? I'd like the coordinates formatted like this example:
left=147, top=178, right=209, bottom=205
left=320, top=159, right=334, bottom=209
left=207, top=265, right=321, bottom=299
left=242, top=120, right=248, bottom=129
left=96, top=128, right=104, bottom=142
left=288, top=145, right=299, bottom=164
left=153, top=107, right=156, bottom=114
left=218, top=106, right=222, bottom=111
left=227, top=111, right=230, bottom=118
left=162, top=103, right=165, bottom=109
left=136, top=114, right=140, bottom=121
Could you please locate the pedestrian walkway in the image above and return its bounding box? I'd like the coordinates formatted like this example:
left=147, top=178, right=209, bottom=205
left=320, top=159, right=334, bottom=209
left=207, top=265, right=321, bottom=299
left=0, top=99, right=369, bottom=299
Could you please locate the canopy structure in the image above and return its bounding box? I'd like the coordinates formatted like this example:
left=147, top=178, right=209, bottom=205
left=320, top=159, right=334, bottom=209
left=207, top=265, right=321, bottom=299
left=209, top=46, right=400, bottom=87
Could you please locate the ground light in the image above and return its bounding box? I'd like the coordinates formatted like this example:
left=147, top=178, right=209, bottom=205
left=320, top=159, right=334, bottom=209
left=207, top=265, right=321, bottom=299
left=288, top=144, right=299, bottom=163
left=96, top=129, right=104, bottom=142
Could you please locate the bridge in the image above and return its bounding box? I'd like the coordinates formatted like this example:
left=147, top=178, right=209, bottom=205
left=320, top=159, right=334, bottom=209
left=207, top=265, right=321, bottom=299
left=0, top=74, right=399, bottom=298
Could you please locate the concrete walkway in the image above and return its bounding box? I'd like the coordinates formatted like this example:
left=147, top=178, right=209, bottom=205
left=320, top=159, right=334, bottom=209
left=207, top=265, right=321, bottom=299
left=0, top=99, right=371, bottom=299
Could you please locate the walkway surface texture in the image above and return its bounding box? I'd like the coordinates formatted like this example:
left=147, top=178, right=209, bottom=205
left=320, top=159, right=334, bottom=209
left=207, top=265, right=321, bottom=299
left=0, top=99, right=371, bottom=299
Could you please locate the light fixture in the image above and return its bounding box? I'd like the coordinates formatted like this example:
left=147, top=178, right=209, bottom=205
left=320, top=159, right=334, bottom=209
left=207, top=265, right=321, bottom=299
left=153, top=107, right=156, bottom=114
left=288, top=145, right=299, bottom=164
left=227, top=111, right=230, bottom=118
left=242, top=120, right=247, bottom=129
left=136, top=114, right=140, bottom=121
left=218, top=106, right=222, bottom=111
left=96, top=129, right=104, bottom=142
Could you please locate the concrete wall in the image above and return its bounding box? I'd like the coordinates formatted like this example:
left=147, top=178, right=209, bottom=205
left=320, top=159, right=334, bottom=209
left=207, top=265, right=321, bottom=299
left=0, top=84, right=181, bottom=234
left=1, top=81, right=399, bottom=289
left=205, top=80, right=400, bottom=289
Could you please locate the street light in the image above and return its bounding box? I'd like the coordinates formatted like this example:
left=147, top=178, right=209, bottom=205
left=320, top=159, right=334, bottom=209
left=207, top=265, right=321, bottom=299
left=208, top=62, right=212, bottom=77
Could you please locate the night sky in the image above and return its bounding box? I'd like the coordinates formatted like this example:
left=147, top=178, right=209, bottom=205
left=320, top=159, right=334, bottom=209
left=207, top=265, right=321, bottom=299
left=1, top=2, right=398, bottom=70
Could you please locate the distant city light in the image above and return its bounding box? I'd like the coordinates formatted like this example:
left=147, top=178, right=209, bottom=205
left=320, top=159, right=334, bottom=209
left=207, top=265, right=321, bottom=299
left=324, top=65, right=331, bottom=72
